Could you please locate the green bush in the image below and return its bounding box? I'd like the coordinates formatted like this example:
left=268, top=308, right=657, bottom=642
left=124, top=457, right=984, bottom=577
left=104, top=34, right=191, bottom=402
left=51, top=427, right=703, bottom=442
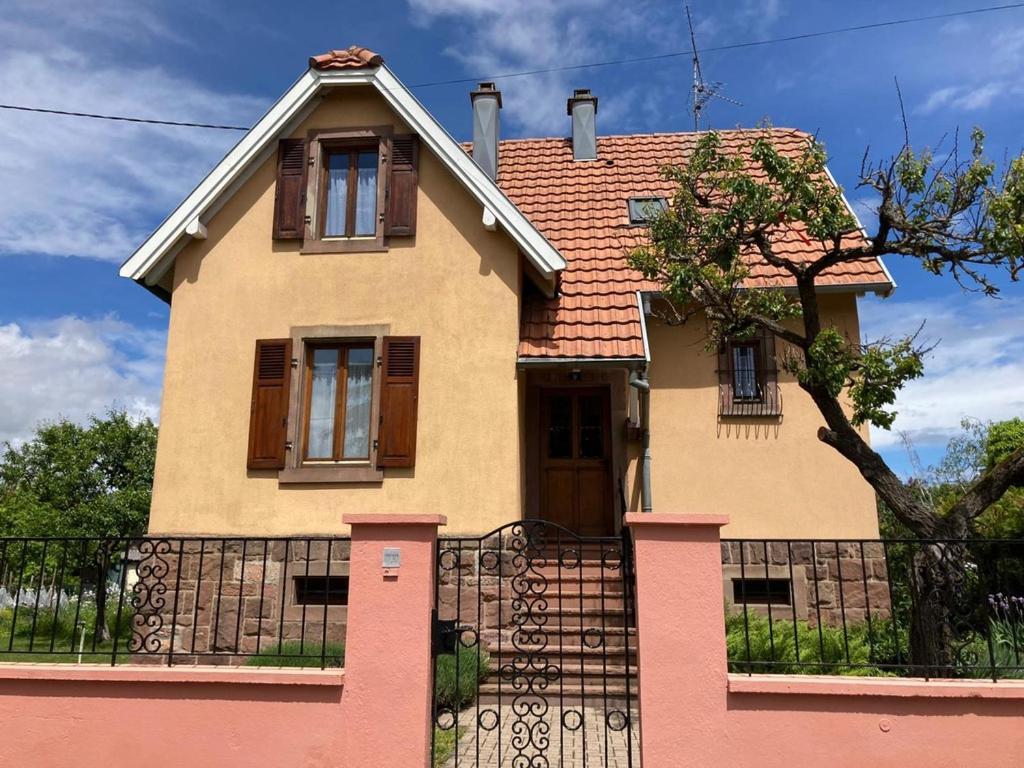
left=245, top=641, right=345, bottom=668
left=434, top=645, right=490, bottom=711
left=962, top=618, right=1024, bottom=680
left=726, top=610, right=888, bottom=676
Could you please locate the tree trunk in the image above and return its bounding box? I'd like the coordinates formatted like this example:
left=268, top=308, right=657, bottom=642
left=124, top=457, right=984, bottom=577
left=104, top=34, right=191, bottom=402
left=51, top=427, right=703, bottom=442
left=907, top=542, right=968, bottom=676
left=92, top=547, right=112, bottom=644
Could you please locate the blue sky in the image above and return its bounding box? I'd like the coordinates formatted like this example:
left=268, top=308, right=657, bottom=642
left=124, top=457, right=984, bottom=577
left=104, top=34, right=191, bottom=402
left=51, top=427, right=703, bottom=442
left=1, top=0, right=1022, bottom=476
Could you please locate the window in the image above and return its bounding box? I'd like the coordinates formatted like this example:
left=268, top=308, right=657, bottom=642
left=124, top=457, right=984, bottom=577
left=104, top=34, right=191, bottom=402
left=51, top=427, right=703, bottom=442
left=270, top=129, right=420, bottom=253
left=294, top=575, right=349, bottom=606
left=627, top=196, right=668, bottom=225
left=248, top=329, right=421, bottom=481
left=731, top=342, right=761, bottom=401
left=303, top=342, right=375, bottom=462
left=323, top=148, right=379, bottom=238
left=732, top=578, right=791, bottom=606
left=718, top=332, right=781, bottom=417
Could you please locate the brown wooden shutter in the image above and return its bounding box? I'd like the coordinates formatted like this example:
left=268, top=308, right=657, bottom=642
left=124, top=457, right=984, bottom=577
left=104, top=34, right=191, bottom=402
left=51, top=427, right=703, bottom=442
left=717, top=343, right=731, bottom=413
left=385, top=135, right=419, bottom=237
left=377, top=336, right=420, bottom=468
left=272, top=139, right=307, bottom=239
left=247, top=338, right=293, bottom=470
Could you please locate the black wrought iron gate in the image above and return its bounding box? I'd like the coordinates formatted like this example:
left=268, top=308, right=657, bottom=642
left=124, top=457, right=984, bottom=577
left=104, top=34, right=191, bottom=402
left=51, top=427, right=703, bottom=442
left=432, top=520, right=640, bottom=767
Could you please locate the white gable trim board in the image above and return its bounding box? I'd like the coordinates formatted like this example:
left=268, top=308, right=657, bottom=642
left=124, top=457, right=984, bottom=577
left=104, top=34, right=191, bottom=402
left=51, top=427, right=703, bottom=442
left=119, top=65, right=567, bottom=288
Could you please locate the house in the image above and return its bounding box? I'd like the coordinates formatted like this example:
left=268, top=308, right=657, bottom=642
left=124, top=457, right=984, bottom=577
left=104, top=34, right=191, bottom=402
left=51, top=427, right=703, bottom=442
left=121, top=46, right=893, bottom=541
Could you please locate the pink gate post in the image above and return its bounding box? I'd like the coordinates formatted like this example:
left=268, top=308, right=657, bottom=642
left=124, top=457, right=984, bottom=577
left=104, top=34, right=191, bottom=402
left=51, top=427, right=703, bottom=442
left=626, top=513, right=730, bottom=768
left=340, top=514, right=445, bottom=768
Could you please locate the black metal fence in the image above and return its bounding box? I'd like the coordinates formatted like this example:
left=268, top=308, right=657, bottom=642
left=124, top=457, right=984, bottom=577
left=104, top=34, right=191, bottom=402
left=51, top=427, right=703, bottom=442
left=723, top=538, right=1024, bottom=680
left=0, top=536, right=351, bottom=668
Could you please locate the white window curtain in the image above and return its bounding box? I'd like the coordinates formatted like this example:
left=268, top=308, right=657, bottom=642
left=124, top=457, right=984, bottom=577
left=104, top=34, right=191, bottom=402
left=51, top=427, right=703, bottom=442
left=325, top=155, right=349, bottom=237
left=307, top=349, right=339, bottom=458
left=732, top=346, right=759, bottom=399
left=354, top=152, right=378, bottom=236
left=343, top=348, right=374, bottom=458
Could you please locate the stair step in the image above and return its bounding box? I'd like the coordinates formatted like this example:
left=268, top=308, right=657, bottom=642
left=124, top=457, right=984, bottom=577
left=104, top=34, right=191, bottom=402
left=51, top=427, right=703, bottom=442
left=486, top=644, right=637, bottom=657
left=477, top=682, right=633, bottom=698
left=485, top=660, right=636, bottom=677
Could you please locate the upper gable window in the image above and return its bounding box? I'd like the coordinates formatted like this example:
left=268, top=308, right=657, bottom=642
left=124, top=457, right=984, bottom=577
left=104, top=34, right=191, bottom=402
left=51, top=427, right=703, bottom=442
left=627, top=196, right=668, bottom=225
left=272, top=129, right=420, bottom=252
left=324, top=148, right=379, bottom=238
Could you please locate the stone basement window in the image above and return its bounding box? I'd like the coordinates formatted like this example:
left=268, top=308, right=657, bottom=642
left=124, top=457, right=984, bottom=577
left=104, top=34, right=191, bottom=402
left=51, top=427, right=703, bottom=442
left=294, top=575, right=350, bottom=606
left=732, top=577, right=791, bottom=606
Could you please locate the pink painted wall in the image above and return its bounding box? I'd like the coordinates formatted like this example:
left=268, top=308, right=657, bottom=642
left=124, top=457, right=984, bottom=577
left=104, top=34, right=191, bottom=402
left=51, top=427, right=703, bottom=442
left=0, top=666, right=345, bottom=767
left=627, top=513, right=1024, bottom=768
left=0, top=515, right=444, bottom=768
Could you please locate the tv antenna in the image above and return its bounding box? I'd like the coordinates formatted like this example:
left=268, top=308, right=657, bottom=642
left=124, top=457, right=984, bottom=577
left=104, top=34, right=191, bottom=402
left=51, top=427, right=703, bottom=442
left=686, top=3, right=742, bottom=130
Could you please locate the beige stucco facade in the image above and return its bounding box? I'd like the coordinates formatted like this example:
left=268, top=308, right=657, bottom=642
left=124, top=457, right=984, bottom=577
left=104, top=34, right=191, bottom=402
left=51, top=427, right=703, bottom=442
left=633, top=293, right=880, bottom=539
left=150, top=87, right=525, bottom=536
left=148, top=85, right=881, bottom=540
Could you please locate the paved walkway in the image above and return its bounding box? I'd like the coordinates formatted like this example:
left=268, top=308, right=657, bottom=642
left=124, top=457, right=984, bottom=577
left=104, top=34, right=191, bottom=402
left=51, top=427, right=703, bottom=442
left=440, top=702, right=641, bottom=767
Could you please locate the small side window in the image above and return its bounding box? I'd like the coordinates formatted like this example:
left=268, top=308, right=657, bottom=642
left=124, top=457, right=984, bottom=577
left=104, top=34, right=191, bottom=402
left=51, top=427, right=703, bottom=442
left=718, top=332, right=781, bottom=418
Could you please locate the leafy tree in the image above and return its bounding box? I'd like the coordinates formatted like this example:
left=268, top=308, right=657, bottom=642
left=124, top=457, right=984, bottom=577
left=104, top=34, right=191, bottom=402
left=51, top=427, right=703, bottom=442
left=0, top=410, right=157, bottom=640
left=630, top=126, right=1024, bottom=670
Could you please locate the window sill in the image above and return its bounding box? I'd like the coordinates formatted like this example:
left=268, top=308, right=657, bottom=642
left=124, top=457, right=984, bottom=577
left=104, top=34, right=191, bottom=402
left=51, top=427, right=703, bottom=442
left=300, top=238, right=388, bottom=255
left=719, top=410, right=783, bottom=419
left=279, top=465, right=384, bottom=485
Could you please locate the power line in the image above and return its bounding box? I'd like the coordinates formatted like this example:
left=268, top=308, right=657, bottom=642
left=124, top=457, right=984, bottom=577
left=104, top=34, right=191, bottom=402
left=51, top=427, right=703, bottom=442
left=406, top=2, right=1024, bottom=87
left=0, top=103, right=249, bottom=130
left=1, top=2, right=1022, bottom=132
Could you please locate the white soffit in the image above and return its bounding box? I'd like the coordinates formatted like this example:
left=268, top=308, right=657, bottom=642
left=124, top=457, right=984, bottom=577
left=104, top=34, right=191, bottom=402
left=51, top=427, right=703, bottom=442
left=119, top=64, right=566, bottom=285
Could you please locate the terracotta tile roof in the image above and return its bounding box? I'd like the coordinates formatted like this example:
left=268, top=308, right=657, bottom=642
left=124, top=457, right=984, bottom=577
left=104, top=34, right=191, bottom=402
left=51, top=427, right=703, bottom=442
left=478, top=128, right=892, bottom=360
left=309, top=46, right=383, bottom=71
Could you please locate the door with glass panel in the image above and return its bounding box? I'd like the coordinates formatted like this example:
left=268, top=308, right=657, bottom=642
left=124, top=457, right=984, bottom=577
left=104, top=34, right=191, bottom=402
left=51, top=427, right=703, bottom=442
left=303, top=343, right=375, bottom=462
left=538, top=387, right=614, bottom=536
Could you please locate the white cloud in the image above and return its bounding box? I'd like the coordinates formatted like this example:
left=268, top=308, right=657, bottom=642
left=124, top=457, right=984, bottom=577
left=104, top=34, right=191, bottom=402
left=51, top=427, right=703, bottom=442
left=0, top=2, right=266, bottom=262
left=0, top=316, right=165, bottom=446
left=406, top=0, right=783, bottom=136
left=918, top=82, right=1008, bottom=114
left=915, top=22, right=1024, bottom=117
left=861, top=294, right=1024, bottom=449
left=408, top=0, right=619, bottom=135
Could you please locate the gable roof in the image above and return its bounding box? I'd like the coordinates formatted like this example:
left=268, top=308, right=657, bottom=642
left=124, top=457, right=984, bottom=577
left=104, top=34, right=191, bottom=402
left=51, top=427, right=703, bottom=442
left=485, top=130, right=894, bottom=360
left=119, top=47, right=566, bottom=287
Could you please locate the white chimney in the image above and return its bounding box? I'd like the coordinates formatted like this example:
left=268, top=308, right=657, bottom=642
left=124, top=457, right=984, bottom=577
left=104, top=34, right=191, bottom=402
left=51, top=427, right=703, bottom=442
left=567, top=88, right=598, bottom=161
left=471, top=82, right=502, bottom=180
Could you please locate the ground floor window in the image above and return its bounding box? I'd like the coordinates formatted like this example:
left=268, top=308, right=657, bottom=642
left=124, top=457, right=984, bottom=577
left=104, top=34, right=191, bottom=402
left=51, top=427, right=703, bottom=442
left=304, top=342, right=374, bottom=461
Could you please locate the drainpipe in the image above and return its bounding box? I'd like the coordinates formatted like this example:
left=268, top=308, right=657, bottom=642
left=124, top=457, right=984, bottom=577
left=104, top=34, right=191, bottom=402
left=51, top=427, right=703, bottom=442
left=629, top=369, right=653, bottom=513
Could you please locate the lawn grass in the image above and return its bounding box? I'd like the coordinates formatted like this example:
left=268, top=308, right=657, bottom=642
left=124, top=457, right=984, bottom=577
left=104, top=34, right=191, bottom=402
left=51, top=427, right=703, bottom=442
left=244, top=640, right=345, bottom=668
left=0, top=603, right=131, bottom=664
left=432, top=725, right=463, bottom=767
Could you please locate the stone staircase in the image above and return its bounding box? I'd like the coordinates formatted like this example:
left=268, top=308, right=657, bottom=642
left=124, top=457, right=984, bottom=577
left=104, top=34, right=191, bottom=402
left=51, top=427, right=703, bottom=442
left=438, top=540, right=638, bottom=704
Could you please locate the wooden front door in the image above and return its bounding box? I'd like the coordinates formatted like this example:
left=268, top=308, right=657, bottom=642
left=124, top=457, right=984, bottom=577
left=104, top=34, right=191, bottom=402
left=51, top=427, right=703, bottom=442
left=539, top=387, right=614, bottom=536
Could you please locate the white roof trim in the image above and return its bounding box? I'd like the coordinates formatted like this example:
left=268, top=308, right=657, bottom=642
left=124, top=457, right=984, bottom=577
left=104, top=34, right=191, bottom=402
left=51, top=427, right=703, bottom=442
left=824, top=163, right=896, bottom=296
left=120, top=64, right=566, bottom=284
left=636, top=290, right=651, bottom=363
